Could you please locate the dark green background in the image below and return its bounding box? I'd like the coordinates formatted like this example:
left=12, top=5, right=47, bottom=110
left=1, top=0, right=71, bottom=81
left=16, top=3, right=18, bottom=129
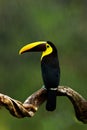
left=0, top=0, right=87, bottom=130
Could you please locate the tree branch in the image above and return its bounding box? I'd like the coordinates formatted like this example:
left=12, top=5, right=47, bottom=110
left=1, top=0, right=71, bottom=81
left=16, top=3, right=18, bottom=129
left=0, top=86, right=87, bottom=123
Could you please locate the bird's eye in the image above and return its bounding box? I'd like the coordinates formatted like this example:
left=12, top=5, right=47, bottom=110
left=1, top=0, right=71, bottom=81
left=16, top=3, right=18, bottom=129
left=47, top=45, right=50, bottom=48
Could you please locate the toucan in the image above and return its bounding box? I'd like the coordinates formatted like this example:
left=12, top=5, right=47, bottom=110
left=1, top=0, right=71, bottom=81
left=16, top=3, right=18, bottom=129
left=19, top=41, right=60, bottom=111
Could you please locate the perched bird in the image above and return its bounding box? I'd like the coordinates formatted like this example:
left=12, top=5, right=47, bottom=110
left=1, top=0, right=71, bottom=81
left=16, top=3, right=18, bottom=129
left=19, top=41, right=60, bottom=111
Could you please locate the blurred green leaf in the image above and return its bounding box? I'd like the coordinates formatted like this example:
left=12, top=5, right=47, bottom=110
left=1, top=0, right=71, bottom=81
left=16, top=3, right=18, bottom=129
left=0, top=0, right=87, bottom=130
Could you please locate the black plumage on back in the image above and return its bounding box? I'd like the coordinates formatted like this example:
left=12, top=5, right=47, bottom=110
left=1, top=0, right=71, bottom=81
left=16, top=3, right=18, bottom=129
left=41, top=41, right=60, bottom=111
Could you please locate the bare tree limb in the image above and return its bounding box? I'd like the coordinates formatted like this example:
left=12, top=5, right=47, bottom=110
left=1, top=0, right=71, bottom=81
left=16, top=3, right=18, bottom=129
left=0, top=86, right=87, bottom=123
left=58, top=86, right=87, bottom=123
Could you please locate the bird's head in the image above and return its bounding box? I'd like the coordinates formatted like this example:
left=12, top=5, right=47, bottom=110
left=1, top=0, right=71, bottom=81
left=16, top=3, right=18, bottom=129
left=19, top=41, right=57, bottom=60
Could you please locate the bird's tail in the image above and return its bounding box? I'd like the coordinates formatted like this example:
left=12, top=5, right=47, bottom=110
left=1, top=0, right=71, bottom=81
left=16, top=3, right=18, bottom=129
left=46, top=89, right=57, bottom=111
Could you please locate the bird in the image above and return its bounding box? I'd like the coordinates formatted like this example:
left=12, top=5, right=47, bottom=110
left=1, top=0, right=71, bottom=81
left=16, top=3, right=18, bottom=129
left=19, top=41, right=60, bottom=111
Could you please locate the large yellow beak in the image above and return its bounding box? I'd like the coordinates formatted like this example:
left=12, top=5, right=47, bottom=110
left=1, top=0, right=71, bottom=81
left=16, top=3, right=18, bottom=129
left=19, top=41, right=47, bottom=55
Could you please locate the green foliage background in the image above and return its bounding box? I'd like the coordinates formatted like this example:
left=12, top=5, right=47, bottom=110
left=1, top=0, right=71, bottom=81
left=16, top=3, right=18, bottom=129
left=0, top=0, right=87, bottom=130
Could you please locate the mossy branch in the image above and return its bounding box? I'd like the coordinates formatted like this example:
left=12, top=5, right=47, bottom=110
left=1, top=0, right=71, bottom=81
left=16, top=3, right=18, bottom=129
left=0, top=86, right=87, bottom=123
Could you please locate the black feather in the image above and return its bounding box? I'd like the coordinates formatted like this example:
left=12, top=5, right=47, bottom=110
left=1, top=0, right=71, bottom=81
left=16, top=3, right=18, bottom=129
left=41, top=41, right=60, bottom=111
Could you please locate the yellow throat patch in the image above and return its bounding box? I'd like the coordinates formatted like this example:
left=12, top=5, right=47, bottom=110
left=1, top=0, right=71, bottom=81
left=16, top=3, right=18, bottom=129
left=41, top=43, right=53, bottom=60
